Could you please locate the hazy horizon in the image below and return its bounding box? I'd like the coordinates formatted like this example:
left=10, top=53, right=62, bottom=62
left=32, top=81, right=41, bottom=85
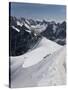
left=10, top=2, right=66, bottom=23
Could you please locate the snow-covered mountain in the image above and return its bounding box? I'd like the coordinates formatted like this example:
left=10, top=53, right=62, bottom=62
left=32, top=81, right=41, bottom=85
left=11, top=37, right=62, bottom=69
left=9, top=16, right=66, bottom=87
left=23, top=37, right=62, bottom=68
left=9, top=16, right=48, bottom=56
left=41, top=21, right=66, bottom=45
left=9, top=16, right=66, bottom=56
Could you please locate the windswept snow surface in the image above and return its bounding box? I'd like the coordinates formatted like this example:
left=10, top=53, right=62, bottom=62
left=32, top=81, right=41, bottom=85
left=10, top=37, right=66, bottom=88
left=23, top=37, right=62, bottom=68
left=38, top=46, right=66, bottom=86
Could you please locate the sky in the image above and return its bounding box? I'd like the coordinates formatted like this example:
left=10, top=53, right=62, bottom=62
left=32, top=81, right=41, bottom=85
left=10, top=2, right=66, bottom=23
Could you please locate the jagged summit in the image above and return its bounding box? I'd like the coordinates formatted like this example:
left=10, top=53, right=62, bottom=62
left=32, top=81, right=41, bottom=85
left=9, top=16, right=66, bottom=56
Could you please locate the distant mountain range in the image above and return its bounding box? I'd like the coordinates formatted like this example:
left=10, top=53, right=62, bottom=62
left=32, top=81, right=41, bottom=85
left=9, top=16, right=66, bottom=56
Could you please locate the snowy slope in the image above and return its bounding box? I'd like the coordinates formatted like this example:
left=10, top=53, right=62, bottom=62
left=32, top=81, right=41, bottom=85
left=10, top=37, right=62, bottom=81
left=17, top=21, right=23, bottom=27
left=38, top=46, right=66, bottom=86
left=10, top=37, right=62, bottom=69
left=11, top=46, right=66, bottom=88
left=24, top=22, right=30, bottom=30
left=22, top=37, right=62, bottom=68
left=25, top=30, right=31, bottom=34
left=11, top=26, right=20, bottom=32
left=25, top=19, right=30, bottom=25
left=17, top=20, right=30, bottom=30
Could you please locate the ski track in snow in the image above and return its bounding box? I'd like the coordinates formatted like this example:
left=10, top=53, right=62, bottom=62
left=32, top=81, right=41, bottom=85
left=10, top=37, right=66, bottom=88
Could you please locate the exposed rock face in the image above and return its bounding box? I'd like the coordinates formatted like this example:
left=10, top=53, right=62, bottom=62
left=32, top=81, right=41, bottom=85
left=9, top=16, right=66, bottom=56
